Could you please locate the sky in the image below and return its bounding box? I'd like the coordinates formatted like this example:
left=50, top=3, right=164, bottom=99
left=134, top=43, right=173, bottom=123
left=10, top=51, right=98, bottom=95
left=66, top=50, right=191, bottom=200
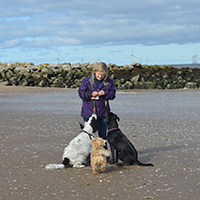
left=0, top=0, right=200, bottom=66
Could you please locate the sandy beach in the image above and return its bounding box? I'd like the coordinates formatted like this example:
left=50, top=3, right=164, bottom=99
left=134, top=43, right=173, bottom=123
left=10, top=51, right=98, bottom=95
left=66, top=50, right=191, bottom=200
left=0, top=86, right=200, bottom=200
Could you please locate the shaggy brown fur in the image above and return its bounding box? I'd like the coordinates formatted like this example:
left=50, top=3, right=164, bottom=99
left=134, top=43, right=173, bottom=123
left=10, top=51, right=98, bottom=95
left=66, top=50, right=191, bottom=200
left=91, top=138, right=110, bottom=175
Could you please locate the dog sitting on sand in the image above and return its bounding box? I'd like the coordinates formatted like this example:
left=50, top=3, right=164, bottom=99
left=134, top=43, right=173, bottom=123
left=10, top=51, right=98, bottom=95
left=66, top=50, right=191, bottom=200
left=45, top=114, right=99, bottom=169
left=91, top=137, right=110, bottom=175
left=105, top=110, right=154, bottom=167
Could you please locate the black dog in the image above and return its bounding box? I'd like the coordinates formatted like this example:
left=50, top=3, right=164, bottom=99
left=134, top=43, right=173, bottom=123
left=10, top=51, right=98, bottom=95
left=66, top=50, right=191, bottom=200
left=105, top=110, right=153, bottom=166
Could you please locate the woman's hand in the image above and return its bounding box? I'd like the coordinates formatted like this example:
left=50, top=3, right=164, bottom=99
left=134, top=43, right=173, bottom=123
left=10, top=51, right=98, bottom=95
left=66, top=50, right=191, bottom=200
left=98, top=90, right=105, bottom=96
left=92, top=91, right=98, bottom=97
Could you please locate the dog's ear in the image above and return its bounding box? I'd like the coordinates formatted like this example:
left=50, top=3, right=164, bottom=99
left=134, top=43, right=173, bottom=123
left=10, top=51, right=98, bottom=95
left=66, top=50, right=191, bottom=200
left=91, top=116, right=96, bottom=122
left=79, top=122, right=84, bottom=129
left=103, top=139, right=106, bottom=146
left=91, top=138, right=97, bottom=147
left=91, top=117, right=100, bottom=133
left=111, top=112, right=120, bottom=121
left=105, top=109, right=109, bottom=115
left=115, top=114, right=120, bottom=121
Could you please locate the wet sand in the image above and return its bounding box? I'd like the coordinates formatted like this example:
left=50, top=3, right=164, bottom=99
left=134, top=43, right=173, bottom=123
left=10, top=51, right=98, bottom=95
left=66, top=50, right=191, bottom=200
left=0, top=86, right=200, bottom=200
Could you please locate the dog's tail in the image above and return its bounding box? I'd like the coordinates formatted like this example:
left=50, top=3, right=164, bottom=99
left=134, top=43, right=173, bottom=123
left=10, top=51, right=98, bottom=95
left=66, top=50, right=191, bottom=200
left=45, top=157, right=71, bottom=169
left=99, top=149, right=110, bottom=157
left=45, top=164, right=65, bottom=169
left=135, top=160, right=154, bottom=167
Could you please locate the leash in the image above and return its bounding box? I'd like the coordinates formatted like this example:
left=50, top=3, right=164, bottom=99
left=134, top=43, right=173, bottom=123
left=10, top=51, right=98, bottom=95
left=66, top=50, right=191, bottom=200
left=90, top=75, right=108, bottom=114
left=90, top=81, right=97, bottom=114
left=82, top=130, right=94, bottom=140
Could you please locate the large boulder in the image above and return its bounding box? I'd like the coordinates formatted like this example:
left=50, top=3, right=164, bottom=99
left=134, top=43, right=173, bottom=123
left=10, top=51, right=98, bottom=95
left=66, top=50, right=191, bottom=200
left=184, top=82, right=197, bottom=89
left=131, top=74, right=140, bottom=83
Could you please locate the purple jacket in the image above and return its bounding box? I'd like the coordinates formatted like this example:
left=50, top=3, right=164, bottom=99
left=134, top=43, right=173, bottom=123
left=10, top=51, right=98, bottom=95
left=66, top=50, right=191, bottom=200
left=78, top=74, right=116, bottom=119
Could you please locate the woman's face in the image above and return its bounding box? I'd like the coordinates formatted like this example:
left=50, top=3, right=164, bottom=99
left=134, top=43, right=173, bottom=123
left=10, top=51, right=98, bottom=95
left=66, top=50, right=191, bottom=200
left=95, top=71, right=105, bottom=81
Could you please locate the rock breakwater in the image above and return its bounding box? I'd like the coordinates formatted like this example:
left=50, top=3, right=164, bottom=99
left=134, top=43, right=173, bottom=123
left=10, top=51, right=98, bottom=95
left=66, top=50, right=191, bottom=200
left=0, top=62, right=200, bottom=89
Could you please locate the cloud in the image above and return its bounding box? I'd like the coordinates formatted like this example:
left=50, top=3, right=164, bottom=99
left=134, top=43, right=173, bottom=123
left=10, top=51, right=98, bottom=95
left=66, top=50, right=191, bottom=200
left=0, top=39, right=22, bottom=49
left=0, top=0, right=200, bottom=50
left=23, top=36, right=80, bottom=47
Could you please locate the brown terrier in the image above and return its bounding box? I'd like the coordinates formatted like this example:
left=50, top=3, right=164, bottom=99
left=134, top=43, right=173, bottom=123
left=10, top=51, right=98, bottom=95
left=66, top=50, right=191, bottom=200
left=91, top=138, right=110, bottom=175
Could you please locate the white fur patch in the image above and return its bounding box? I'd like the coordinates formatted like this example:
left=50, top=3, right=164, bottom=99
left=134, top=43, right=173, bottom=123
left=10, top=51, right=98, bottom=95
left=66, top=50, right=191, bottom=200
left=45, top=164, right=65, bottom=169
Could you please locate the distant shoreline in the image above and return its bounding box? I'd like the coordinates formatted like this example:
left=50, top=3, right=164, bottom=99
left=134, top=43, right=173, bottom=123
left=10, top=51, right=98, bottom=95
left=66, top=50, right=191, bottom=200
left=171, top=63, right=200, bottom=68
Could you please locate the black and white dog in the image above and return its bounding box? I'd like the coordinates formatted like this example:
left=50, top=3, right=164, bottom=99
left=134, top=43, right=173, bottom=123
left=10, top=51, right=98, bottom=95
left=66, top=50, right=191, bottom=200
left=45, top=114, right=99, bottom=169
left=105, top=110, right=153, bottom=166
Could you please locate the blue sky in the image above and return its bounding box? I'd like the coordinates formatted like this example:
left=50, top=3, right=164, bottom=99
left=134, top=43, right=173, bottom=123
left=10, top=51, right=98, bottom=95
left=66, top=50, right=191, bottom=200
left=0, top=0, right=200, bottom=65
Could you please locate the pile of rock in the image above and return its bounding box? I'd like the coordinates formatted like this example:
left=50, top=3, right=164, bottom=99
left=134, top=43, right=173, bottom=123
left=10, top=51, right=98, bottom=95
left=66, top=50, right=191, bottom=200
left=0, top=62, right=200, bottom=89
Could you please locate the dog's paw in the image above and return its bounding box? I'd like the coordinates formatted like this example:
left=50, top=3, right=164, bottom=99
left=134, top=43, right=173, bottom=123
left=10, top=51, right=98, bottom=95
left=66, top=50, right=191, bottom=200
left=116, top=163, right=124, bottom=166
left=107, top=156, right=112, bottom=163
left=123, top=163, right=131, bottom=166
left=73, top=164, right=85, bottom=168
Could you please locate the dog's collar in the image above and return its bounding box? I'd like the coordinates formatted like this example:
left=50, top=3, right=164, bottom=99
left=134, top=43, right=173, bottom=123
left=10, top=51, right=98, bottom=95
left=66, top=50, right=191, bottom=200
left=82, top=130, right=94, bottom=140
left=108, top=127, right=119, bottom=132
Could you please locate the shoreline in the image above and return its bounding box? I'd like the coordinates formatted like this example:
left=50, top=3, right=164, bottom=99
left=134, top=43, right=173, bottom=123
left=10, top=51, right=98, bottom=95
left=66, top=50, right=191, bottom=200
left=1, top=85, right=199, bottom=92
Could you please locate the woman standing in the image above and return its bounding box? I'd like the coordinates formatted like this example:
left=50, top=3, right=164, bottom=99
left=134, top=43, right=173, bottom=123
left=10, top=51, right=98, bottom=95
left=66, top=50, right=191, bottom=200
left=78, top=62, right=116, bottom=149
